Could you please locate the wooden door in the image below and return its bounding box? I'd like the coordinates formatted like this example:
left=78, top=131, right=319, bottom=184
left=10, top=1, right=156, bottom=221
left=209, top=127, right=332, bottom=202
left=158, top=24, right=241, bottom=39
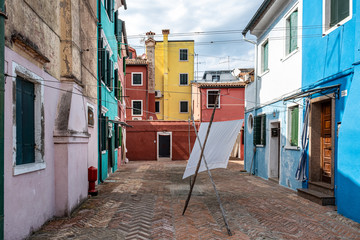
left=321, top=101, right=332, bottom=183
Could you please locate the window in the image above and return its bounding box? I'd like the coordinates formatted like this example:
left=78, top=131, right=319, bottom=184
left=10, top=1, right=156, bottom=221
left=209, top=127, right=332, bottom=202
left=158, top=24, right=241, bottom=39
left=16, top=76, right=35, bottom=165
left=179, top=49, right=188, bottom=61
left=261, top=40, right=269, bottom=73
left=212, top=75, right=220, bottom=82
left=180, top=101, right=189, bottom=113
left=105, top=0, right=114, bottom=22
left=87, top=105, right=94, bottom=127
left=247, top=114, right=254, bottom=133
left=100, top=39, right=114, bottom=90
left=288, top=106, right=299, bottom=146
left=286, top=10, right=298, bottom=54
left=179, top=73, right=188, bottom=85
left=114, top=123, right=121, bottom=148
left=254, top=114, right=266, bottom=146
left=207, top=90, right=220, bottom=108
left=100, top=116, right=108, bottom=151
left=132, top=100, right=142, bottom=116
left=155, top=101, right=160, bottom=113
left=132, top=73, right=143, bottom=86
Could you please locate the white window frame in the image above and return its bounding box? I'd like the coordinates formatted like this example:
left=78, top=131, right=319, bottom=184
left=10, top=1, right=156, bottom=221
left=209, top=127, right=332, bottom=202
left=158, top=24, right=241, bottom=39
left=179, top=101, right=189, bottom=113
left=12, top=62, right=45, bottom=176
left=207, top=89, right=220, bottom=109
left=179, top=48, right=188, bottom=61
left=286, top=104, right=300, bottom=149
left=132, top=100, right=143, bottom=116
left=247, top=113, right=254, bottom=134
left=261, top=39, right=269, bottom=74
left=323, top=0, right=352, bottom=35
left=131, top=72, right=143, bottom=86
left=179, top=73, right=189, bottom=86
left=155, top=101, right=160, bottom=113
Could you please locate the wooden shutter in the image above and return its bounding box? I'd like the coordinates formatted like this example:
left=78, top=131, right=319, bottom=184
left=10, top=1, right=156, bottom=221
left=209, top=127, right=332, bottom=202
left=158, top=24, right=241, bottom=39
left=109, top=60, right=114, bottom=90
left=16, top=77, right=35, bottom=165
left=290, top=10, right=298, bottom=53
left=291, top=107, right=299, bottom=146
left=114, top=123, right=119, bottom=148
left=261, top=115, right=266, bottom=146
left=100, top=40, right=106, bottom=84
left=263, top=42, right=268, bottom=72
left=253, top=115, right=261, bottom=145
left=104, top=50, right=109, bottom=86
left=114, top=69, right=119, bottom=98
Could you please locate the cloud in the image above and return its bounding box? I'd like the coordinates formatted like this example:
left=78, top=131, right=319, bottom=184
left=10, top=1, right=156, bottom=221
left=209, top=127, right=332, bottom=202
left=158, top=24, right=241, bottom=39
left=120, top=0, right=262, bottom=71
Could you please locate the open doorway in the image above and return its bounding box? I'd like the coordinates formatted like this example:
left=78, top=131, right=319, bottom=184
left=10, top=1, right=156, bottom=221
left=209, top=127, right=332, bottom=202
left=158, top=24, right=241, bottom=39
left=157, top=132, right=172, bottom=161
left=269, top=121, right=281, bottom=182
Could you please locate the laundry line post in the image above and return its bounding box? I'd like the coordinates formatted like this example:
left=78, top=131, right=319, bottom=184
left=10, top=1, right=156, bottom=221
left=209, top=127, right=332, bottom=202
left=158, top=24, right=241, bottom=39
left=182, top=93, right=219, bottom=215
left=191, top=119, right=232, bottom=236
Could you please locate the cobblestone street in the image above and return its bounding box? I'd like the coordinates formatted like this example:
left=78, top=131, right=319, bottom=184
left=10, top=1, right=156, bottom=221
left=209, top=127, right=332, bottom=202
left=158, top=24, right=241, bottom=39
left=30, top=161, right=360, bottom=240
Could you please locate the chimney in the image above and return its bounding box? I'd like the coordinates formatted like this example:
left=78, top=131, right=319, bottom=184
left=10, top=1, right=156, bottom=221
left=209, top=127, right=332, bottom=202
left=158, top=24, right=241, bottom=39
left=146, top=31, right=156, bottom=40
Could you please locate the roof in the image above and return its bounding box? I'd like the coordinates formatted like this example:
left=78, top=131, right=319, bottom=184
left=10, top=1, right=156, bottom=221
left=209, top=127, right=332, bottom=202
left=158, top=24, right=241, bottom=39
left=242, top=0, right=274, bottom=36
left=194, top=81, right=246, bottom=88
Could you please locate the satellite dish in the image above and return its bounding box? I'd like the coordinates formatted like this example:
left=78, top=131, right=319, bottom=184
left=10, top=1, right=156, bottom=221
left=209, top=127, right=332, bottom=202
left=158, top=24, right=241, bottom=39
left=231, top=68, right=241, bottom=77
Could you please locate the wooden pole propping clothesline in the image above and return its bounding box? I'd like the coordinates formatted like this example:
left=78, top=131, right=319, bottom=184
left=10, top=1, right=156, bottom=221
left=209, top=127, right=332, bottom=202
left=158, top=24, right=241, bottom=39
left=182, top=94, right=233, bottom=236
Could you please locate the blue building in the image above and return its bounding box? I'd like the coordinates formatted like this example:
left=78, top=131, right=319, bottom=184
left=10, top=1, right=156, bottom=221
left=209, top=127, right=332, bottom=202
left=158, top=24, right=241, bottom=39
left=301, top=0, right=360, bottom=223
left=243, top=0, right=360, bottom=223
left=97, top=0, right=127, bottom=181
left=242, top=0, right=304, bottom=191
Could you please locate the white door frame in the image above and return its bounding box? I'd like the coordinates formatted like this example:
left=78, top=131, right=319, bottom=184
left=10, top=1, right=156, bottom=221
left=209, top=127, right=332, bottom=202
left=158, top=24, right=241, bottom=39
left=268, top=120, right=281, bottom=180
left=157, top=131, right=172, bottom=161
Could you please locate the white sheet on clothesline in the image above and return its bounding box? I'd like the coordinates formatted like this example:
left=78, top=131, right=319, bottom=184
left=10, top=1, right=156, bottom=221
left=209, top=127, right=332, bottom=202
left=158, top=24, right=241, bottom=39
left=183, top=119, right=244, bottom=179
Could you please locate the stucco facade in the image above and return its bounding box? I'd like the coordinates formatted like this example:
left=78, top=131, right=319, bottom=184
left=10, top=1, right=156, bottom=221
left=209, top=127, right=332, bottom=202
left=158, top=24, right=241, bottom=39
left=3, top=0, right=98, bottom=239
left=153, top=30, right=194, bottom=121
left=243, top=0, right=303, bottom=190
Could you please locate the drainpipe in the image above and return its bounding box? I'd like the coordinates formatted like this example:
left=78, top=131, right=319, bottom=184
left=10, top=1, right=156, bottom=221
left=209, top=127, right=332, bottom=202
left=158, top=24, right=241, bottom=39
left=0, top=0, right=6, bottom=237
left=242, top=34, right=258, bottom=174
left=145, top=64, right=148, bottom=119
left=97, top=0, right=103, bottom=183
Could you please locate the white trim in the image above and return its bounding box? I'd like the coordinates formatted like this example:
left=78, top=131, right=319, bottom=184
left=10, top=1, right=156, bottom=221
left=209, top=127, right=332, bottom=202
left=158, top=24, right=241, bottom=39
left=87, top=103, right=95, bottom=127
left=206, top=89, right=220, bottom=109
left=179, top=73, right=189, bottom=86
left=132, top=100, right=143, bottom=116
left=322, top=0, right=353, bottom=36
left=131, top=72, right=143, bottom=86
left=179, top=48, right=189, bottom=61
left=101, top=30, right=114, bottom=58
left=247, top=113, right=254, bottom=134
left=157, top=132, right=172, bottom=161
left=101, top=105, right=109, bottom=115
left=179, top=100, right=189, bottom=113
left=12, top=62, right=45, bottom=175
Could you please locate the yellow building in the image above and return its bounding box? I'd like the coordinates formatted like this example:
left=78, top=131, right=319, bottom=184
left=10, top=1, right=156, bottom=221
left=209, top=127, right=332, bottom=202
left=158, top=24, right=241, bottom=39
left=153, top=29, right=194, bottom=120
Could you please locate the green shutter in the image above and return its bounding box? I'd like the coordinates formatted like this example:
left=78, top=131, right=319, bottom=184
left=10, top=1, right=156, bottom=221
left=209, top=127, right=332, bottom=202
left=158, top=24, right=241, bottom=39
left=291, top=107, right=299, bottom=146
left=261, top=115, right=266, bottom=146
left=263, top=42, right=268, bottom=72
left=114, top=69, right=119, bottom=98
left=109, top=60, right=114, bottom=91
left=16, top=77, right=35, bottom=165
left=119, top=126, right=122, bottom=146
left=100, top=40, right=106, bottom=84
left=290, top=10, right=298, bottom=53
left=253, top=116, right=261, bottom=145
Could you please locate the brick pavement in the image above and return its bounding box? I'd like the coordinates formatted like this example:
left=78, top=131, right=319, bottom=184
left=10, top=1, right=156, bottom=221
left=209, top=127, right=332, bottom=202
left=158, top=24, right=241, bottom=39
left=29, top=160, right=360, bottom=240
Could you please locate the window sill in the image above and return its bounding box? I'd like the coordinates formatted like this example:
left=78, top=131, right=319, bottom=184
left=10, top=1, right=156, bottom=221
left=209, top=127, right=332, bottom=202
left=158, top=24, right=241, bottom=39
left=323, top=15, right=352, bottom=36
left=179, top=84, right=188, bottom=86
left=179, top=112, right=189, bottom=114
left=13, top=162, right=46, bottom=176
left=179, top=60, right=189, bottom=62
left=255, top=145, right=265, bottom=148
left=281, top=48, right=299, bottom=62
left=258, top=69, right=269, bottom=77
left=284, top=146, right=300, bottom=151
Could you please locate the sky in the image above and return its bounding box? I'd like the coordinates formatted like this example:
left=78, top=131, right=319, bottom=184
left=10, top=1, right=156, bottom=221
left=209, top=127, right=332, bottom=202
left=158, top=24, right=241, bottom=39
left=119, top=0, right=264, bottom=80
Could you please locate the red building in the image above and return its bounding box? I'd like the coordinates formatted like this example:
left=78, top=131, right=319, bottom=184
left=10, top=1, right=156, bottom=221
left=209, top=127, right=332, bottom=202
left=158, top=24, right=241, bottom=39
left=125, top=49, right=156, bottom=121
left=191, top=69, right=253, bottom=159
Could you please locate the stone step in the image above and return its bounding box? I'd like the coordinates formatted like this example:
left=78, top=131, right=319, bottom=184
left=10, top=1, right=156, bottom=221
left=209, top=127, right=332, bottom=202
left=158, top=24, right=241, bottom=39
left=297, top=188, right=335, bottom=206
left=308, top=181, right=334, bottom=195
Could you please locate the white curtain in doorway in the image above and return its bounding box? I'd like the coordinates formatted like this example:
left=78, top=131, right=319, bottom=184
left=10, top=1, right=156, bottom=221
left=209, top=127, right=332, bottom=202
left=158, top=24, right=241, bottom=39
left=183, top=119, right=243, bottom=179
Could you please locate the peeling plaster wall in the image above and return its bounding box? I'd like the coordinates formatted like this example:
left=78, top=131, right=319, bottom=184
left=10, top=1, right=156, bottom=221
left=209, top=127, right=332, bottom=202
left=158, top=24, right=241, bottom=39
left=4, top=47, right=59, bottom=240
